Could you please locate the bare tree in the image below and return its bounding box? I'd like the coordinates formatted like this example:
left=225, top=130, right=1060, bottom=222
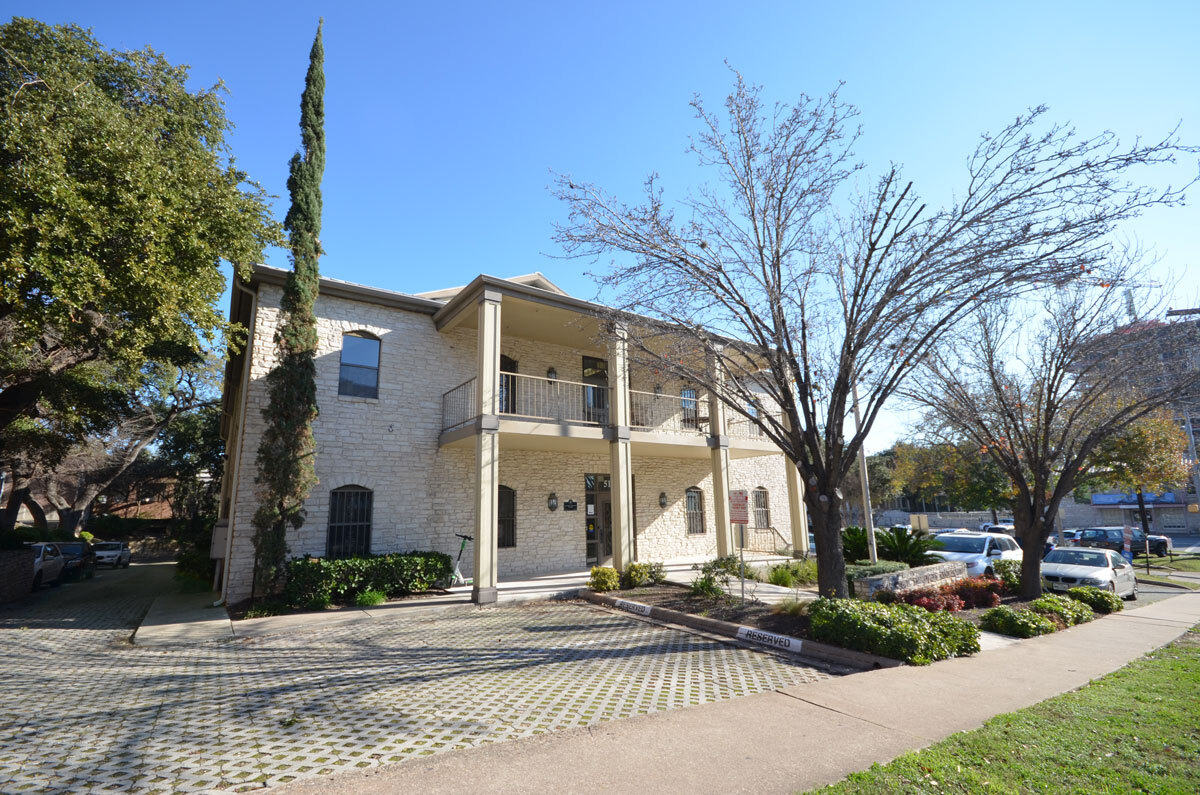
left=553, top=73, right=1195, bottom=596
left=908, top=269, right=1200, bottom=598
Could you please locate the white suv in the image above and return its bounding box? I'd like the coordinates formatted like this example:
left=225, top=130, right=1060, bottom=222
left=929, top=531, right=1023, bottom=577
left=94, top=541, right=131, bottom=568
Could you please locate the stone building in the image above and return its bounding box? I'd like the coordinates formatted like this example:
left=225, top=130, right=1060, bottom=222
left=213, top=266, right=810, bottom=605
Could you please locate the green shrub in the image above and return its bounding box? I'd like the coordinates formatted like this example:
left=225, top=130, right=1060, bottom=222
left=845, top=560, right=909, bottom=595
left=1067, top=586, right=1124, bottom=614
left=841, top=526, right=869, bottom=563
left=78, top=530, right=94, bottom=543
left=646, top=561, right=667, bottom=584
left=1030, top=594, right=1094, bottom=626
left=588, top=566, right=620, bottom=592
left=689, top=574, right=726, bottom=599
left=807, top=598, right=980, bottom=665
left=992, top=559, right=1022, bottom=593
left=876, top=526, right=940, bottom=568
left=768, top=558, right=819, bottom=588
left=283, top=551, right=452, bottom=608
left=620, top=562, right=653, bottom=589
left=698, top=555, right=758, bottom=582
left=873, top=588, right=897, bottom=604
left=980, top=605, right=1056, bottom=638
left=354, top=589, right=386, bottom=607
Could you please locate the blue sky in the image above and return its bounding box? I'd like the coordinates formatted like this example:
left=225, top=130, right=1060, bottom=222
left=13, top=1, right=1200, bottom=449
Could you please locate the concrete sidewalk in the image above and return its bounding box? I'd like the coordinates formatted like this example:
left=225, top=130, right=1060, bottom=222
left=132, top=590, right=234, bottom=646
left=275, top=591, right=1200, bottom=795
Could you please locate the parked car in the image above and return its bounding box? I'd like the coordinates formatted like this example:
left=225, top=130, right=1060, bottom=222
left=31, top=543, right=66, bottom=590
left=93, top=541, right=132, bottom=568
left=54, top=540, right=97, bottom=581
left=1076, top=526, right=1171, bottom=557
left=1041, top=547, right=1137, bottom=600
left=1057, top=529, right=1083, bottom=546
left=928, top=530, right=1023, bottom=577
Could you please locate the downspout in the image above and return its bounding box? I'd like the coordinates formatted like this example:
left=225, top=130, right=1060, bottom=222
left=216, top=279, right=259, bottom=607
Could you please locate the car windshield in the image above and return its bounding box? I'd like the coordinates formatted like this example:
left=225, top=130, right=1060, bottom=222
left=934, top=536, right=986, bottom=553
left=1044, top=549, right=1109, bottom=567
left=94, top=543, right=121, bottom=551
left=58, top=543, right=83, bottom=554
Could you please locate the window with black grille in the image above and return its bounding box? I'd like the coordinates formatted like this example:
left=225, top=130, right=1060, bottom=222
left=498, top=485, right=516, bottom=548
left=753, top=487, right=771, bottom=528
left=326, top=486, right=373, bottom=558
left=685, top=487, right=705, bottom=535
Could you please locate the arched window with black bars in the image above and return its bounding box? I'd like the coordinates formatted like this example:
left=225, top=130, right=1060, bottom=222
left=327, top=486, right=373, bottom=558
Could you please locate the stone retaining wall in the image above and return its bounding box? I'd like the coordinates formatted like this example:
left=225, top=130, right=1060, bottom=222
left=852, top=560, right=968, bottom=600
left=0, top=549, right=35, bottom=603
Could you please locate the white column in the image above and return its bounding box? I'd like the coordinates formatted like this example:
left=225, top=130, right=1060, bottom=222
left=473, top=291, right=502, bottom=604
left=609, top=325, right=635, bottom=571
left=707, top=348, right=732, bottom=557
left=782, top=412, right=810, bottom=558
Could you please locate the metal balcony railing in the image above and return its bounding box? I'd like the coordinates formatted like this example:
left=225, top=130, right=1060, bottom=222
left=629, top=389, right=709, bottom=435
left=499, top=372, right=610, bottom=425
left=727, top=412, right=780, bottom=439
left=441, top=378, right=476, bottom=432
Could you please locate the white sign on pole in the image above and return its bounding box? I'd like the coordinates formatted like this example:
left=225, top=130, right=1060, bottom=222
left=729, top=490, right=749, bottom=525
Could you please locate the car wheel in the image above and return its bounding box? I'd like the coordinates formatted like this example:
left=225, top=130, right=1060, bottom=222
left=53, top=569, right=65, bottom=587
left=31, top=572, right=41, bottom=591
left=984, top=567, right=994, bottom=578
left=1155, top=544, right=1166, bottom=557
left=85, top=563, right=95, bottom=579
left=123, top=559, right=131, bottom=569
left=1125, top=580, right=1138, bottom=601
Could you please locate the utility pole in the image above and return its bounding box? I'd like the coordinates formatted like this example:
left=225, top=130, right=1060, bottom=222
left=851, top=384, right=877, bottom=563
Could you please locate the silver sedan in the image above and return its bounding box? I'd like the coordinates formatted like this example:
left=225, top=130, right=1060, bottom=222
left=1041, top=548, right=1137, bottom=599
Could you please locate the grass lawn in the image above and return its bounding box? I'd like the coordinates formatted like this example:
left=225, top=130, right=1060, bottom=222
left=809, top=627, right=1200, bottom=794
left=1158, top=554, right=1200, bottom=573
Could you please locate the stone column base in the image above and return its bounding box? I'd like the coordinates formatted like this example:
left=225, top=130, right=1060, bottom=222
left=472, top=585, right=498, bottom=605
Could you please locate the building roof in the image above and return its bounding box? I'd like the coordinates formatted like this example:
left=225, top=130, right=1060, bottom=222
left=415, top=272, right=569, bottom=302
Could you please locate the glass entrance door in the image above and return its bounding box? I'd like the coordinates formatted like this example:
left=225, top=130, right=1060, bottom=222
left=585, top=473, right=613, bottom=566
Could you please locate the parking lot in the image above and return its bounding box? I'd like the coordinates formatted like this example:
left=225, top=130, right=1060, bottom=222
left=0, top=563, right=836, bottom=793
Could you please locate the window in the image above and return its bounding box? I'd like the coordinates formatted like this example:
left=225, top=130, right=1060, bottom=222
left=752, top=488, right=770, bottom=528
left=498, top=485, right=516, bottom=548
left=681, top=388, right=699, bottom=429
left=499, top=356, right=518, bottom=415
left=685, top=487, right=705, bottom=535
left=339, top=332, right=380, bottom=398
left=327, top=486, right=373, bottom=558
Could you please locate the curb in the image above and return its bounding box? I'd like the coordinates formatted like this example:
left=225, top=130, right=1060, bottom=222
left=579, top=590, right=901, bottom=670
left=1136, top=575, right=1195, bottom=592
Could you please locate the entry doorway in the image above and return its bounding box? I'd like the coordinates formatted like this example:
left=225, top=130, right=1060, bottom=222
left=585, top=473, right=612, bottom=566
left=584, top=473, right=637, bottom=566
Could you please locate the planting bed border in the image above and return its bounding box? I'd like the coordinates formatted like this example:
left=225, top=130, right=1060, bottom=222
left=579, top=590, right=901, bottom=670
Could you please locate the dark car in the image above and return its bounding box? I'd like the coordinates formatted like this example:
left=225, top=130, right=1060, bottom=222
left=1076, top=526, right=1170, bottom=557
left=55, top=540, right=97, bottom=581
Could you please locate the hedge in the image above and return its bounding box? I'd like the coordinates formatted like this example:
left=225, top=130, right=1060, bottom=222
left=1067, top=586, right=1124, bottom=614
left=1029, top=593, right=1094, bottom=627
left=808, top=598, right=981, bottom=665
left=284, top=551, right=452, bottom=609
left=845, top=560, right=909, bottom=595
left=980, top=605, right=1056, bottom=638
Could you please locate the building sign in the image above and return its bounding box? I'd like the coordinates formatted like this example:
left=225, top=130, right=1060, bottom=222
left=729, top=490, right=749, bottom=524
left=563, top=500, right=578, bottom=511
left=1092, top=492, right=1179, bottom=506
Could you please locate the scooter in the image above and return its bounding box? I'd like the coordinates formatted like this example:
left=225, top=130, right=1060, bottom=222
left=450, top=533, right=473, bottom=587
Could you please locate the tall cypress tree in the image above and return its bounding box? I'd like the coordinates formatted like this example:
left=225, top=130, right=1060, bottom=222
left=251, top=21, right=325, bottom=595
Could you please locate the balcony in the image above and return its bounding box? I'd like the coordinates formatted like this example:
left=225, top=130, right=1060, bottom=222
left=441, top=374, right=609, bottom=432
left=629, top=389, right=708, bottom=436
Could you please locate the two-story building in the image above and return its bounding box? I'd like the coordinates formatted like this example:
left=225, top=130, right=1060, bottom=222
left=214, top=266, right=811, bottom=605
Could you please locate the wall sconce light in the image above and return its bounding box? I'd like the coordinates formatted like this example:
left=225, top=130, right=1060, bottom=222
left=659, top=492, right=668, bottom=509
left=547, top=367, right=558, bottom=380
left=548, top=492, right=559, bottom=511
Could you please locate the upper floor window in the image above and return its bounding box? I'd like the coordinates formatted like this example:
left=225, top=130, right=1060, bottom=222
left=339, top=332, right=380, bottom=398
left=753, top=487, right=771, bottom=528
left=681, top=387, right=699, bottom=429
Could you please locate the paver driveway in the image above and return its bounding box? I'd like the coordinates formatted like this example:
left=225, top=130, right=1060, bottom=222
left=0, top=564, right=837, bottom=793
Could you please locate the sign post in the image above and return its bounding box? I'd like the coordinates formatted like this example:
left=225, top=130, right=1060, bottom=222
left=730, top=490, right=749, bottom=604
left=1122, top=523, right=1135, bottom=566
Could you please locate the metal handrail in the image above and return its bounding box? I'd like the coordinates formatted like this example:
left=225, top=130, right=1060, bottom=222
left=499, top=372, right=609, bottom=425
left=628, top=388, right=708, bottom=435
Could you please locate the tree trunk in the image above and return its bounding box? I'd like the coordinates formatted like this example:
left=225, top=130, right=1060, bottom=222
left=1013, top=500, right=1045, bottom=599
left=23, top=494, right=48, bottom=530
left=2, top=485, right=27, bottom=533
left=808, top=492, right=849, bottom=598
left=990, top=506, right=998, bottom=523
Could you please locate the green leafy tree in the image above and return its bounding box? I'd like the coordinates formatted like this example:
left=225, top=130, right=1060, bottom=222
left=1090, top=410, right=1191, bottom=540
left=0, top=19, right=279, bottom=450
left=942, top=445, right=1013, bottom=521
left=251, top=22, right=325, bottom=595
left=893, top=442, right=946, bottom=508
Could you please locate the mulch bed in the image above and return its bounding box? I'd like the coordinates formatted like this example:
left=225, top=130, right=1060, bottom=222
left=612, top=584, right=812, bottom=639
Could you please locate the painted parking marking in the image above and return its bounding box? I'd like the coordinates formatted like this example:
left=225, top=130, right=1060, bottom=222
left=736, top=626, right=799, bottom=651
